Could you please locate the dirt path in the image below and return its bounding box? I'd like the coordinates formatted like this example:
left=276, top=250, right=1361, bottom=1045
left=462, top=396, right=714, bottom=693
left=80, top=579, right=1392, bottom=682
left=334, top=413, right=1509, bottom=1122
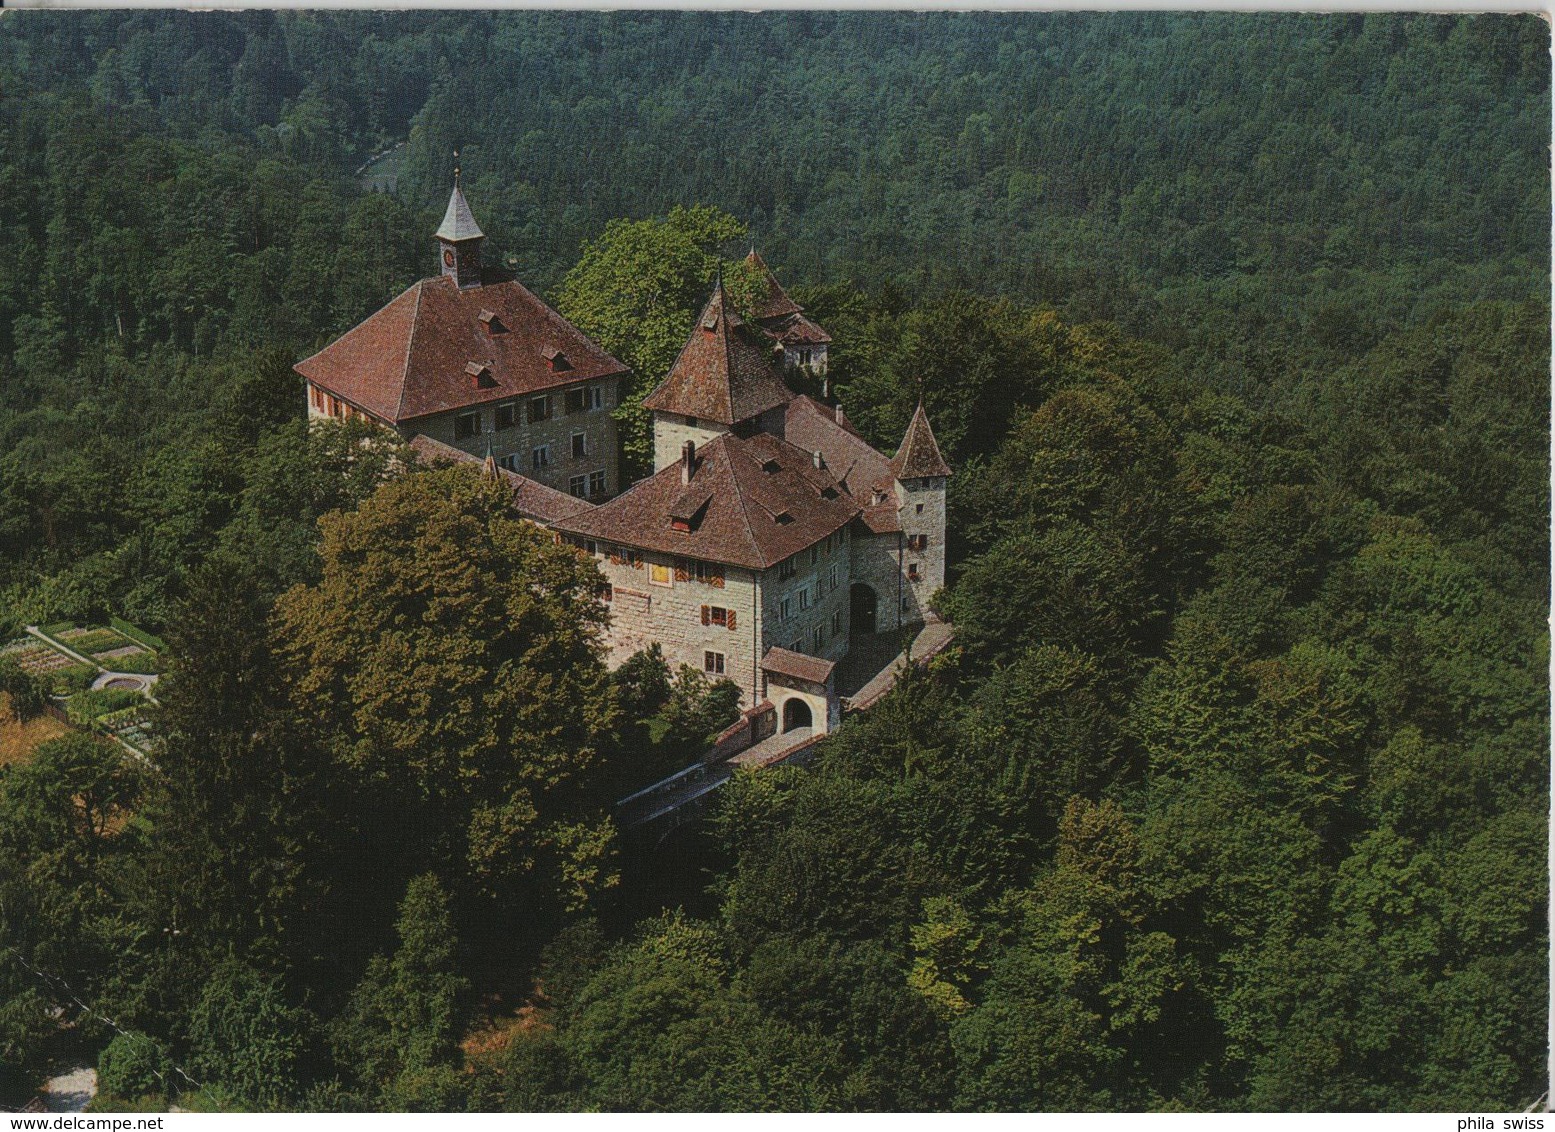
left=41, top=1067, right=96, bottom=1112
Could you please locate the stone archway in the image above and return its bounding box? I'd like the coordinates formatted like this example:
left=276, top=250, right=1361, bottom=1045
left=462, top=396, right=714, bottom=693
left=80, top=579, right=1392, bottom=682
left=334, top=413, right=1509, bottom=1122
left=850, top=582, right=878, bottom=636
left=782, top=697, right=813, bottom=733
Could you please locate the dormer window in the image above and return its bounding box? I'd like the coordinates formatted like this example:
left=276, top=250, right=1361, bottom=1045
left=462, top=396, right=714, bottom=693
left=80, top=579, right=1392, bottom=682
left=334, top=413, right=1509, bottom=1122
left=774, top=510, right=794, bottom=525
left=478, top=309, right=506, bottom=334
left=871, top=488, right=887, bottom=505
left=762, top=459, right=782, bottom=474
left=541, top=346, right=571, bottom=372
left=820, top=485, right=839, bottom=500
left=701, top=310, right=719, bottom=333
left=466, top=361, right=497, bottom=389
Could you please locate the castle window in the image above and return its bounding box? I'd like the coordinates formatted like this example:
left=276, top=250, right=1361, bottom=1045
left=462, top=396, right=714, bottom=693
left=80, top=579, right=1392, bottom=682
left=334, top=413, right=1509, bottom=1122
left=532, top=445, right=550, bottom=469
left=908, top=563, right=921, bottom=581
left=569, top=474, right=587, bottom=498
left=528, top=396, right=551, bottom=423
left=601, top=582, right=613, bottom=603
left=588, top=470, right=607, bottom=497
left=587, top=385, right=605, bottom=411
left=565, top=388, right=586, bottom=415
left=779, top=597, right=791, bottom=622
left=827, top=564, right=838, bottom=592
left=916, top=503, right=924, bottom=515
left=810, top=546, right=819, bottom=565
left=701, top=605, right=737, bottom=629
left=798, top=588, right=811, bottom=612
left=790, top=640, right=802, bottom=654
left=813, top=626, right=824, bottom=652
left=499, top=454, right=518, bottom=472
left=571, top=432, right=587, bottom=459
left=908, top=534, right=929, bottom=552
left=455, top=411, right=480, bottom=439
left=831, top=609, right=842, bottom=638
left=779, top=556, right=797, bottom=581
left=704, top=651, right=725, bottom=675
left=496, top=403, right=518, bottom=430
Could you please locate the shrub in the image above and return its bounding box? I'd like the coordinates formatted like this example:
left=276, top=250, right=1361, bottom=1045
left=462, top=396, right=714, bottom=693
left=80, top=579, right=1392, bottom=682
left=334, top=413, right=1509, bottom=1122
left=68, top=687, right=144, bottom=725
left=189, top=961, right=308, bottom=1110
left=49, top=664, right=98, bottom=695
left=97, top=1031, right=174, bottom=1101
left=0, top=656, right=46, bottom=720
left=111, top=617, right=169, bottom=653
left=104, top=653, right=163, bottom=675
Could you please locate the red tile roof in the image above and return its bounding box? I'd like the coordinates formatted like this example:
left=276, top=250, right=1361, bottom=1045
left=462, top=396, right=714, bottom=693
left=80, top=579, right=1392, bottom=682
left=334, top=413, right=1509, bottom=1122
left=783, top=395, right=901, bottom=534
left=761, top=646, right=836, bottom=686
left=768, top=312, right=833, bottom=346
left=890, top=402, right=953, bottom=480
left=642, top=279, right=793, bottom=426
left=296, top=275, right=628, bottom=424
left=551, top=432, right=859, bottom=570
left=407, top=434, right=596, bottom=524
left=745, top=249, right=804, bottom=321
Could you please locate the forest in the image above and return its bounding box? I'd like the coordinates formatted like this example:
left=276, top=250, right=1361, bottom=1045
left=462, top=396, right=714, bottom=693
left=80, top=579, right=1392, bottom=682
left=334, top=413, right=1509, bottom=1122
left=0, top=10, right=1547, bottom=1113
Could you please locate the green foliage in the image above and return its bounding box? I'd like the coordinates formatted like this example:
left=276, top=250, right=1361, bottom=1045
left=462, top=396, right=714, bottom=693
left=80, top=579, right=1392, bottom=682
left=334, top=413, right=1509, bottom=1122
left=554, top=205, right=758, bottom=473
left=0, top=656, right=47, bottom=721
left=0, top=13, right=1544, bottom=1113
left=96, top=1031, right=175, bottom=1102
left=329, top=873, right=470, bottom=1101
left=188, top=960, right=309, bottom=1111
left=67, top=686, right=144, bottom=725
left=273, top=464, right=619, bottom=909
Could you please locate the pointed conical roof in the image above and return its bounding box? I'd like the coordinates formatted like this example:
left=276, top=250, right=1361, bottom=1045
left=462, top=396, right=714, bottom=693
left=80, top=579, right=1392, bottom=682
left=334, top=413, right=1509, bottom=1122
left=436, top=182, right=484, bottom=242
left=890, top=401, right=952, bottom=480
left=642, top=277, right=793, bottom=426
left=745, top=249, right=804, bottom=322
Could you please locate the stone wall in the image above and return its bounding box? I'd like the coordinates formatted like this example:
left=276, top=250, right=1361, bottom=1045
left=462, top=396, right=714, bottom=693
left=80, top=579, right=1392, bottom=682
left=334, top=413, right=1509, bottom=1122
left=590, top=547, right=765, bottom=707
left=849, top=527, right=906, bottom=634
left=896, top=475, right=947, bottom=623
left=652, top=412, right=730, bottom=474
left=410, top=375, right=621, bottom=499
left=758, top=530, right=851, bottom=695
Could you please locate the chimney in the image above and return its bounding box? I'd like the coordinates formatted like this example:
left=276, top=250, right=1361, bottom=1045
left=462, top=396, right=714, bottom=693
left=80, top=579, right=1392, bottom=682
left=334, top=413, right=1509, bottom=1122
left=681, top=440, right=695, bottom=485
left=812, top=450, right=824, bottom=470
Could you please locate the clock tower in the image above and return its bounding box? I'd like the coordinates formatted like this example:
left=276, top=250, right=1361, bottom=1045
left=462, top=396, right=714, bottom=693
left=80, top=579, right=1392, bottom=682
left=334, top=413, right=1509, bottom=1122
left=436, top=163, right=484, bottom=290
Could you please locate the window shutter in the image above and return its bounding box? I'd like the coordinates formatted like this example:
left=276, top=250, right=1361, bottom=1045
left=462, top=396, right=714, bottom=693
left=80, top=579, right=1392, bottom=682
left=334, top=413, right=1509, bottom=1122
left=675, top=563, right=689, bottom=582
left=701, top=605, right=710, bottom=626
left=727, top=610, right=737, bottom=631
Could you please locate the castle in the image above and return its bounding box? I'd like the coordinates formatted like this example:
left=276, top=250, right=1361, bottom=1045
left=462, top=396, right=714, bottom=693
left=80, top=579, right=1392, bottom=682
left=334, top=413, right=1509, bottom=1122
left=296, top=181, right=949, bottom=736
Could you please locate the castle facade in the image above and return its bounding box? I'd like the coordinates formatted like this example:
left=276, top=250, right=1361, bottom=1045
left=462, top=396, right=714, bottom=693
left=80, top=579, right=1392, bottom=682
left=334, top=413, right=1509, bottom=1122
left=296, top=183, right=950, bottom=736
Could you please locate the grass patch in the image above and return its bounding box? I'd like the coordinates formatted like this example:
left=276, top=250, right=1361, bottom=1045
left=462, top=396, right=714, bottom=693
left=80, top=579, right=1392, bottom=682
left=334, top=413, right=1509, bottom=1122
left=104, top=653, right=163, bottom=675
left=68, top=628, right=131, bottom=654
left=68, top=687, right=144, bottom=725
left=0, top=692, right=71, bottom=767
left=40, top=620, right=77, bottom=635
left=112, top=617, right=168, bottom=653
left=48, top=664, right=98, bottom=695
